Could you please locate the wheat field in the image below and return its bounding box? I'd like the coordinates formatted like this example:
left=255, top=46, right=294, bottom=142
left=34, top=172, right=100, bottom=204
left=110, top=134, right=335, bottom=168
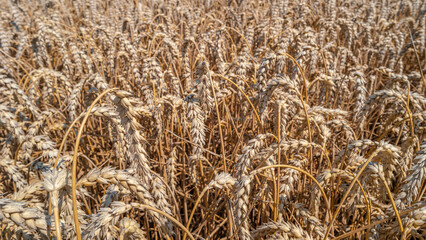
left=0, top=0, right=425, bottom=239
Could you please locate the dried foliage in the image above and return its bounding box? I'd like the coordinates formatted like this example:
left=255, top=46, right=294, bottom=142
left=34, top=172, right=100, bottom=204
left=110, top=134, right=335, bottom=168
left=0, top=0, right=425, bottom=239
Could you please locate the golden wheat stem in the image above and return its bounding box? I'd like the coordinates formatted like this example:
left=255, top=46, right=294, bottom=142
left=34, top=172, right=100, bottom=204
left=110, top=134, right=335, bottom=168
left=323, top=148, right=381, bottom=240
left=379, top=173, right=404, bottom=233
left=345, top=171, right=372, bottom=237
left=273, top=105, right=281, bottom=221
left=213, top=73, right=263, bottom=131
left=251, top=164, right=331, bottom=220
left=333, top=204, right=426, bottom=240
left=299, top=94, right=313, bottom=171
left=71, top=88, right=118, bottom=240
left=53, top=205, right=62, bottom=240
left=54, top=115, right=82, bottom=168
left=226, top=26, right=253, bottom=57
left=135, top=203, right=196, bottom=240
left=208, top=72, right=226, bottom=172
left=183, top=186, right=209, bottom=240
left=208, top=69, right=234, bottom=237
left=283, top=53, right=309, bottom=102
left=13, top=141, right=24, bottom=166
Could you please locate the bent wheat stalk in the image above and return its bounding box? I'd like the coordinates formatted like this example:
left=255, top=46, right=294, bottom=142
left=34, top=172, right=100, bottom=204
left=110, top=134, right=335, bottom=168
left=324, top=147, right=382, bottom=240
left=250, top=164, right=332, bottom=221
left=183, top=173, right=236, bottom=240
left=71, top=88, right=118, bottom=240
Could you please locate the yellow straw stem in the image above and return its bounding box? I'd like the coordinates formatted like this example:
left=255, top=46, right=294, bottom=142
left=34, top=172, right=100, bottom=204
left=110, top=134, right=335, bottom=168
left=183, top=186, right=210, bottom=240
left=71, top=88, right=117, bottom=240
left=134, top=203, right=196, bottom=240
left=53, top=204, right=62, bottom=240
left=323, top=148, right=381, bottom=240
left=251, top=164, right=332, bottom=220
left=379, top=174, right=404, bottom=233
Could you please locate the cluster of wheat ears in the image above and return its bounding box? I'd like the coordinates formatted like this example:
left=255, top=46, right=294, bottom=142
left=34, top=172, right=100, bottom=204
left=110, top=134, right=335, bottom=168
left=0, top=0, right=425, bottom=239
